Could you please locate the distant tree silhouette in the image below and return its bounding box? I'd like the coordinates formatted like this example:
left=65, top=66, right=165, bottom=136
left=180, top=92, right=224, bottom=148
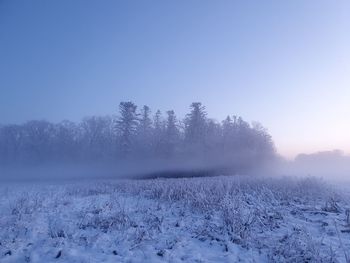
left=185, top=102, right=207, bottom=147
left=164, top=110, right=180, bottom=157
left=0, top=101, right=276, bottom=174
left=115, top=101, right=139, bottom=157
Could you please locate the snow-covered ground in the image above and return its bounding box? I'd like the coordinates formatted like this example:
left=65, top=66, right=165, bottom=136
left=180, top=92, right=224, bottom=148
left=0, top=175, right=350, bottom=262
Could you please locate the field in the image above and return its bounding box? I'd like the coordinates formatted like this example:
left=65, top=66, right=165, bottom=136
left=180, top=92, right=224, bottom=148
left=1, top=175, right=350, bottom=262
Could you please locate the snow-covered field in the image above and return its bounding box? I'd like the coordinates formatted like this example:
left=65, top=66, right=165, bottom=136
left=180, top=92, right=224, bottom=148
left=1, top=175, right=350, bottom=262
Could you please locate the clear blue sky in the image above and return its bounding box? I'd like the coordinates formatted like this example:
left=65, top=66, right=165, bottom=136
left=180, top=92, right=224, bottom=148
left=1, top=0, right=349, bottom=158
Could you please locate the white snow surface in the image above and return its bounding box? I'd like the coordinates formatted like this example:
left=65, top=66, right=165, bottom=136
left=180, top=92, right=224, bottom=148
left=0, top=175, right=350, bottom=262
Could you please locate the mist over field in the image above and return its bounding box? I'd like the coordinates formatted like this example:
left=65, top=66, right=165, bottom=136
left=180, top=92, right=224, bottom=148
left=0, top=102, right=277, bottom=181
left=1, top=103, right=349, bottom=263
left=284, top=151, right=350, bottom=180
left=2, top=103, right=349, bottom=262
left=0, top=102, right=349, bottom=182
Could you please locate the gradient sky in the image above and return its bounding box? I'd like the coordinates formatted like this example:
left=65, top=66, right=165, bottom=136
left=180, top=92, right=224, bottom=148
left=1, top=0, right=350, bottom=158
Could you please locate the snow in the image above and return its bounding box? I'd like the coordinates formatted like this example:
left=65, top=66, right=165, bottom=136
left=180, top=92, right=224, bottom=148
left=0, top=175, right=349, bottom=262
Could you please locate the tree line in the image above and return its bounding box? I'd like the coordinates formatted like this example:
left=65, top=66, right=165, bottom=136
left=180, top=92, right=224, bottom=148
left=0, top=102, right=276, bottom=173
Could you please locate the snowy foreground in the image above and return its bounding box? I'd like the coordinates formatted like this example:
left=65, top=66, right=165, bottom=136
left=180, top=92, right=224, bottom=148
left=1, top=175, right=350, bottom=263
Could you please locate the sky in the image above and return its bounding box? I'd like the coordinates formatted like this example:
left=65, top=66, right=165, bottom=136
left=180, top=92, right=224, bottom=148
left=0, top=0, right=350, bottom=158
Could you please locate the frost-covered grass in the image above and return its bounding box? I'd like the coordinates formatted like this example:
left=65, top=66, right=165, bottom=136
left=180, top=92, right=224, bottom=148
left=0, top=175, right=350, bottom=262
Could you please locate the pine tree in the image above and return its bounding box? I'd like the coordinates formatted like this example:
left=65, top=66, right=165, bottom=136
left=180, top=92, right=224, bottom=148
left=139, top=105, right=152, bottom=135
left=153, top=110, right=163, bottom=132
left=164, top=110, right=179, bottom=156
left=185, top=102, right=207, bottom=145
left=222, top=115, right=234, bottom=150
left=135, top=105, right=153, bottom=156
left=152, top=110, right=165, bottom=156
left=115, top=101, right=139, bottom=157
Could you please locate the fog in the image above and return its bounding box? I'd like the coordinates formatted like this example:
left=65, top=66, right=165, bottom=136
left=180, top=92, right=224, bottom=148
left=0, top=102, right=277, bottom=182
left=0, top=155, right=272, bottom=183
left=0, top=150, right=275, bottom=182
left=277, top=150, right=350, bottom=182
left=0, top=102, right=348, bottom=183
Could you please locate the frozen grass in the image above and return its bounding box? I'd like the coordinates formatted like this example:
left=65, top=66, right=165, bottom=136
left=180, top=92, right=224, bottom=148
left=0, top=175, right=350, bottom=262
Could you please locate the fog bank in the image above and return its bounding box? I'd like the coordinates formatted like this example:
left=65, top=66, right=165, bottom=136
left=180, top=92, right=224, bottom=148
left=276, top=150, right=350, bottom=181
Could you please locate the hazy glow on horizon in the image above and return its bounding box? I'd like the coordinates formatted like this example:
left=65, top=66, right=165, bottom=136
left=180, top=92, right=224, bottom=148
left=0, top=0, right=349, bottom=158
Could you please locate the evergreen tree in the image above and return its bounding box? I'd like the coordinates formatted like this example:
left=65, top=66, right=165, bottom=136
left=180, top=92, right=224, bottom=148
left=115, top=101, right=139, bottom=157
left=152, top=110, right=165, bottom=156
left=153, top=110, right=163, bottom=132
left=135, top=105, right=153, bottom=156
left=185, top=102, right=207, bottom=145
left=222, top=115, right=234, bottom=151
left=139, top=105, right=152, bottom=135
left=164, top=110, right=179, bottom=156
